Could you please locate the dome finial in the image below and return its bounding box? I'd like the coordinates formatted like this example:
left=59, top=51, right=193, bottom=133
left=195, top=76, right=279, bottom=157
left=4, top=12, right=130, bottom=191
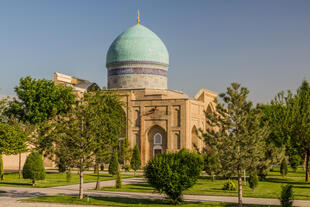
left=137, top=10, right=140, bottom=24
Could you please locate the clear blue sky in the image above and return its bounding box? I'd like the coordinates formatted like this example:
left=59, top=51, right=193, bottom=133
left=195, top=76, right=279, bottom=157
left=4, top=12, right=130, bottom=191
left=1, top=0, right=309, bottom=103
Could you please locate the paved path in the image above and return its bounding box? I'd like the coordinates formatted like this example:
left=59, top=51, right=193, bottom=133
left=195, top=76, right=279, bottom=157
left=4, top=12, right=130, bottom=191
left=1, top=177, right=310, bottom=207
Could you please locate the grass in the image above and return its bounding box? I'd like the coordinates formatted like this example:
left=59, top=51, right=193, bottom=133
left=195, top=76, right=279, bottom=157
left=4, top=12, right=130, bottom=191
left=0, top=172, right=138, bottom=188
left=102, top=167, right=310, bottom=200
left=268, top=166, right=305, bottom=178
left=24, top=195, right=279, bottom=207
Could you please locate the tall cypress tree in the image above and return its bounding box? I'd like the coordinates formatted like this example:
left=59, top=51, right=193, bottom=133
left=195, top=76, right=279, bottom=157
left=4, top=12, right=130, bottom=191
left=130, top=144, right=141, bottom=175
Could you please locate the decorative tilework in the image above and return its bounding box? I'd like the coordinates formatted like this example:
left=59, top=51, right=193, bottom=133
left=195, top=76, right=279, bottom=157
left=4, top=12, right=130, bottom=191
left=108, top=68, right=167, bottom=77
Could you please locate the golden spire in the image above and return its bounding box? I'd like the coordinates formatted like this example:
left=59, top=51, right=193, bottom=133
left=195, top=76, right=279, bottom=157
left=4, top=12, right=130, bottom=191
left=137, top=10, right=140, bottom=24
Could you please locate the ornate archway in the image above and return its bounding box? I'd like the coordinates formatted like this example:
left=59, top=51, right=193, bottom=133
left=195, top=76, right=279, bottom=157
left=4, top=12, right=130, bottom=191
left=147, top=125, right=167, bottom=161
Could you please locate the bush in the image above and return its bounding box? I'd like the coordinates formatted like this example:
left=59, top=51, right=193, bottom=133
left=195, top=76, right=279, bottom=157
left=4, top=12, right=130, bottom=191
left=280, top=159, right=288, bottom=177
left=290, top=155, right=301, bottom=172
left=58, top=157, right=66, bottom=173
left=100, top=164, right=104, bottom=171
left=116, top=168, right=122, bottom=189
left=280, top=184, right=294, bottom=207
left=145, top=149, right=203, bottom=204
left=0, top=154, right=4, bottom=180
left=130, top=145, right=141, bottom=174
left=22, top=152, right=46, bottom=186
left=222, top=180, right=236, bottom=191
left=122, top=164, right=131, bottom=172
left=109, top=151, right=119, bottom=176
left=248, top=172, right=259, bottom=191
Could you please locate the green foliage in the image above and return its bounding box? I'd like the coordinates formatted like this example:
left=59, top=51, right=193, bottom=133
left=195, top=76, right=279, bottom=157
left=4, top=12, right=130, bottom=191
left=51, top=90, right=125, bottom=199
left=201, top=83, right=269, bottom=205
left=222, top=180, right=236, bottom=191
left=280, top=185, right=294, bottom=207
left=58, top=157, right=66, bottom=173
left=123, top=164, right=131, bottom=172
left=109, top=151, right=119, bottom=176
left=66, top=169, right=72, bottom=182
left=248, top=172, right=259, bottom=191
left=289, top=155, right=301, bottom=172
left=280, top=159, right=288, bottom=177
left=0, top=154, right=3, bottom=180
left=130, top=145, right=141, bottom=173
left=0, top=122, right=28, bottom=155
left=118, top=138, right=131, bottom=165
left=116, top=168, right=122, bottom=189
left=100, top=164, right=104, bottom=171
left=203, top=152, right=221, bottom=180
left=6, top=76, right=76, bottom=124
left=145, top=149, right=203, bottom=204
left=22, top=152, right=46, bottom=186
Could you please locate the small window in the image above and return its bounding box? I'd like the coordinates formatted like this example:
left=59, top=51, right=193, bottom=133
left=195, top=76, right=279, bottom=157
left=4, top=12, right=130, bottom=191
left=154, top=133, right=162, bottom=145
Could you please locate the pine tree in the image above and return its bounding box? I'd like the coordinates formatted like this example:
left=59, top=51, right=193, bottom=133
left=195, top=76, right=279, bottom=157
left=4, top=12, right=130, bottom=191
left=22, top=152, right=46, bottom=186
left=130, top=145, right=141, bottom=175
left=201, top=83, right=269, bottom=207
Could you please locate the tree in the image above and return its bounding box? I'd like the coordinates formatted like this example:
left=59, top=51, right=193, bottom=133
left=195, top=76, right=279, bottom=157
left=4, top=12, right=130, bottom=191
left=280, top=159, right=288, bottom=177
left=145, top=149, right=203, bottom=204
left=0, top=154, right=3, bottom=180
left=51, top=90, right=125, bottom=199
left=84, top=90, right=126, bottom=190
left=130, top=144, right=141, bottom=175
left=248, top=172, right=259, bottom=191
left=22, top=152, right=46, bottom=186
left=203, top=151, right=221, bottom=181
left=109, top=151, right=119, bottom=176
left=115, top=164, right=122, bottom=189
left=0, top=120, right=28, bottom=180
left=280, top=185, right=294, bottom=207
left=6, top=76, right=75, bottom=124
left=200, top=83, right=269, bottom=207
left=287, top=80, right=310, bottom=182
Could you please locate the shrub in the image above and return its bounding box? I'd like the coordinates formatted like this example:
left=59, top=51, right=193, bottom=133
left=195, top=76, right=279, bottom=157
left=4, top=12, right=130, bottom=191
left=130, top=145, right=141, bottom=175
left=222, top=180, right=236, bottom=191
left=280, top=159, right=288, bottom=177
left=280, top=184, right=294, bottom=207
left=248, top=172, right=259, bottom=191
left=123, top=164, right=131, bottom=172
left=0, top=154, right=3, bottom=180
left=100, top=164, right=104, bottom=171
left=290, top=155, right=301, bottom=172
left=109, top=151, right=119, bottom=176
left=145, top=149, right=203, bottom=204
left=116, top=168, right=122, bottom=189
left=58, top=157, right=66, bottom=173
left=22, top=152, right=46, bottom=186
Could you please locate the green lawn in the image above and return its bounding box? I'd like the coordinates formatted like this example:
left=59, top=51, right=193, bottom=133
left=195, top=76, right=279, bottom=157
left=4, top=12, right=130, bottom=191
left=0, top=172, right=138, bottom=188
left=24, top=195, right=279, bottom=207
left=102, top=175, right=310, bottom=200
left=268, top=166, right=305, bottom=178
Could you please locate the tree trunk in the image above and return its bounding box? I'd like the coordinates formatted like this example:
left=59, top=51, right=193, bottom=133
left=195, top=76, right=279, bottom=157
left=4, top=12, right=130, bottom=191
left=306, top=150, right=309, bottom=182
left=95, top=168, right=101, bottom=190
left=238, top=168, right=243, bottom=207
left=79, top=170, right=84, bottom=199
left=19, top=153, right=22, bottom=179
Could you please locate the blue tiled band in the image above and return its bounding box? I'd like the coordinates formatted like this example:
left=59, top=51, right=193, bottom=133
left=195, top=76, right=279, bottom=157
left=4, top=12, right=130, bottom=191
left=108, top=68, right=168, bottom=77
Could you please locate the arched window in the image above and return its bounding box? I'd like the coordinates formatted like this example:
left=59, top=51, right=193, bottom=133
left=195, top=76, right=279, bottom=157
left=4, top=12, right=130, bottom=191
left=154, top=133, right=162, bottom=145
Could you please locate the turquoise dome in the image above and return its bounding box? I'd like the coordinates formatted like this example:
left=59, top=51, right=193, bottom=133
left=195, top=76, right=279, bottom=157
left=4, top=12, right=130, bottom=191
left=106, top=24, right=169, bottom=65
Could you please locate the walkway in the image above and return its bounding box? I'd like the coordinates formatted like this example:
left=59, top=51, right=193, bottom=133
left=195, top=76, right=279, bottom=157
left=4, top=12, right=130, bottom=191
left=1, top=177, right=310, bottom=207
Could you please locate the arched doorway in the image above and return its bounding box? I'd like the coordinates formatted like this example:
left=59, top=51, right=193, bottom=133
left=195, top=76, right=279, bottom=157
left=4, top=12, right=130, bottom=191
left=192, top=126, right=200, bottom=151
left=147, top=125, right=167, bottom=160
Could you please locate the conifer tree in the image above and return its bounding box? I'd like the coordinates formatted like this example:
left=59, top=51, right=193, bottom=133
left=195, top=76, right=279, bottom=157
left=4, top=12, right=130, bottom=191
left=22, top=152, right=46, bottom=186
left=280, top=159, right=288, bottom=177
left=130, top=144, right=141, bottom=175
left=201, top=83, right=269, bottom=207
left=109, top=151, right=119, bottom=176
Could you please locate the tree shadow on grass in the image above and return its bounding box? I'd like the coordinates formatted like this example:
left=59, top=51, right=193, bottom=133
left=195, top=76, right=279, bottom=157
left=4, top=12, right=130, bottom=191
left=0, top=182, right=32, bottom=187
